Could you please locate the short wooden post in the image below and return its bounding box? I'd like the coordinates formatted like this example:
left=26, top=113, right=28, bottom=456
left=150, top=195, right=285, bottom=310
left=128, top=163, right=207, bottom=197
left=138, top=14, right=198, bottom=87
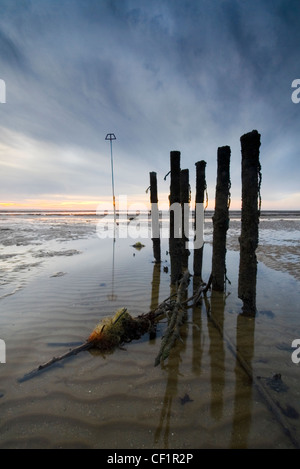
left=149, top=171, right=161, bottom=263
left=238, top=130, right=261, bottom=316
left=180, top=168, right=190, bottom=270
left=193, top=160, right=207, bottom=279
left=211, top=146, right=231, bottom=291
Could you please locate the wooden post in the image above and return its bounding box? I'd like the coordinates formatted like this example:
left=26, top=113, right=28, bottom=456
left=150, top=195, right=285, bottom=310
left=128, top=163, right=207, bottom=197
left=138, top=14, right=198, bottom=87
left=169, top=151, right=181, bottom=236
left=149, top=171, right=161, bottom=263
left=238, top=130, right=261, bottom=316
left=169, top=151, right=182, bottom=284
left=180, top=169, right=190, bottom=270
left=193, top=160, right=207, bottom=279
left=211, top=146, right=231, bottom=292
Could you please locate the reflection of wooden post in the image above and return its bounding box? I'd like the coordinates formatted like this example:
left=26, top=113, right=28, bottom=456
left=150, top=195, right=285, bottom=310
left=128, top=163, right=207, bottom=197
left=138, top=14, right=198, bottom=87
left=238, top=130, right=261, bottom=316
left=180, top=169, right=190, bottom=270
left=149, top=262, right=161, bottom=340
left=192, top=276, right=203, bottom=376
left=208, top=291, right=225, bottom=420
left=211, top=146, right=231, bottom=292
left=150, top=172, right=161, bottom=263
left=193, top=161, right=206, bottom=279
left=230, top=313, right=255, bottom=448
left=169, top=151, right=182, bottom=284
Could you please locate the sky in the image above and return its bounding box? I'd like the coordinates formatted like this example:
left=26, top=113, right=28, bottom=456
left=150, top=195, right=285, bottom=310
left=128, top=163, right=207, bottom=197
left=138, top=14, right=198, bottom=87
left=0, top=0, right=299, bottom=211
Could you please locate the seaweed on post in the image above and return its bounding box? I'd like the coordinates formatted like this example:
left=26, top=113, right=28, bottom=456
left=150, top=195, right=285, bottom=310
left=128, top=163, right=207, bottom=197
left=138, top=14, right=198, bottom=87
left=154, top=270, right=190, bottom=366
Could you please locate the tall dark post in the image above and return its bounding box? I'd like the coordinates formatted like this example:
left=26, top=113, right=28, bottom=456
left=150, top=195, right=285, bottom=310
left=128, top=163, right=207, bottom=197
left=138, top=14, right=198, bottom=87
left=238, top=130, right=261, bottom=316
left=169, top=151, right=181, bottom=236
left=211, top=146, right=231, bottom=292
left=193, top=160, right=207, bottom=279
left=169, top=151, right=182, bottom=284
left=180, top=169, right=190, bottom=271
left=149, top=171, right=161, bottom=263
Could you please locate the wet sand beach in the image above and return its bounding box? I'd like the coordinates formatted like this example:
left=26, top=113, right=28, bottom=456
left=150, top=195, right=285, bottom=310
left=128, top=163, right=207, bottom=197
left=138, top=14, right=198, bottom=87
left=0, top=210, right=299, bottom=449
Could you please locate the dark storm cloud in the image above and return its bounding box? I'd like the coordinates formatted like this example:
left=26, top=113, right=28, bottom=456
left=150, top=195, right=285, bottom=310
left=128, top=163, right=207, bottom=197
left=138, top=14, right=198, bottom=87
left=0, top=0, right=299, bottom=206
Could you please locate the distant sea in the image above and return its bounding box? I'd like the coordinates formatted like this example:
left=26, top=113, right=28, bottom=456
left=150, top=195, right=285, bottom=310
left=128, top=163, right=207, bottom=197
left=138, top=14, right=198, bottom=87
left=1, top=209, right=299, bottom=217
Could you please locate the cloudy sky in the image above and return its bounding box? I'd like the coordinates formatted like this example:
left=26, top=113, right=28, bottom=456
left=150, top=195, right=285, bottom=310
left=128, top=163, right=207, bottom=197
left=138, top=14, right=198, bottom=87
left=0, top=0, right=299, bottom=210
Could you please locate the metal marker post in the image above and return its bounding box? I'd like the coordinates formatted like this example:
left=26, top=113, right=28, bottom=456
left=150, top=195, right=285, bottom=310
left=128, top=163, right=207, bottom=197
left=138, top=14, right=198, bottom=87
left=105, top=133, right=117, bottom=225
left=105, top=133, right=117, bottom=301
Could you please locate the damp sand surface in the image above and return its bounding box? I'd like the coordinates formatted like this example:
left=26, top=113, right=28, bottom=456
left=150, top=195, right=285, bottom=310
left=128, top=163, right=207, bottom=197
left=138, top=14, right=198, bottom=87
left=0, top=210, right=300, bottom=449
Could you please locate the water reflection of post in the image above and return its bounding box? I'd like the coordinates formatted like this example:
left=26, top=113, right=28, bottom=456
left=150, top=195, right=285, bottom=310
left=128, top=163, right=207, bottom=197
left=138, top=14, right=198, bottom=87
left=207, top=290, right=225, bottom=420
left=192, top=276, right=203, bottom=376
left=153, top=350, right=181, bottom=448
left=149, top=262, right=161, bottom=341
left=230, top=315, right=255, bottom=448
left=107, top=224, right=117, bottom=301
left=154, top=286, right=188, bottom=448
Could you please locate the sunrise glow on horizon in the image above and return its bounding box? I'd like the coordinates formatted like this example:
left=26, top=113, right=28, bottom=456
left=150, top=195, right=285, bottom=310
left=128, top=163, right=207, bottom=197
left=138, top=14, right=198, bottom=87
left=1, top=192, right=299, bottom=212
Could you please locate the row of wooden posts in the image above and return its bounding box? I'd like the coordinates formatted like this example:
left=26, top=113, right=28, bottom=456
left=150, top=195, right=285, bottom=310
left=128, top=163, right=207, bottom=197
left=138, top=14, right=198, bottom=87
left=148, top=129, right=262, bottom=317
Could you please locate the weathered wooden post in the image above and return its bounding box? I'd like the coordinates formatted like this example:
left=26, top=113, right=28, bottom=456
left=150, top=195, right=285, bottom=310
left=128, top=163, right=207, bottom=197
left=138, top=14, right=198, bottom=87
left=180, top=168, right=190, bottom=271
left=169, top=151, right=182, bottom=284
left=193, top=160, right=207, bottom=279
left=149, top=171, right=161, bottom=263
left=169, top=151, right=181, bottom=236
left=238, top=130, right=261, bottom=316
left=211, top=146, right=231, bottom=291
